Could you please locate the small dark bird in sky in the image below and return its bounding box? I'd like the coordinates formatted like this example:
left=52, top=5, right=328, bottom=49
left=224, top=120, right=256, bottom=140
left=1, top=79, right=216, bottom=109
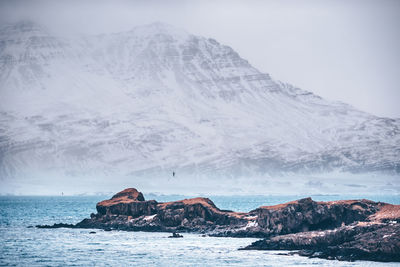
left=172, top=171, right=175, bottom=177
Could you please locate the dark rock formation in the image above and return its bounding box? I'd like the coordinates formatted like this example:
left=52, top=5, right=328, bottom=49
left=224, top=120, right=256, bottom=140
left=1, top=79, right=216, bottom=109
left=252, top=197, right=384, bottom=235
left=241, top=198, right=400, bottom=262
left=242, top=222, right=400, bottom=262
left=37, top=187, right=400, bottom=262
left=168, top=232, right=183, bottom=238
left=74, top=188, right=249, bottom=233
left=95, top=188, right=156, bottom=217
left=36, top=223, right=76, bottom=229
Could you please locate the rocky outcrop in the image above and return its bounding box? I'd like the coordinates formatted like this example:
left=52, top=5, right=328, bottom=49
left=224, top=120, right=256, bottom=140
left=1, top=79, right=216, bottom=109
left=37, top=187, right=400, bottom=262
left=241, top=198, right=400, bottom=262
left=95, top=188, right=157, bottom=217
left=156, top=197, right=245, bottom=228
left=75, top=188, right=249, bottom=233
left=252, top=198, right=384, bottom=235
left=242, top=222, right=400, bottom=262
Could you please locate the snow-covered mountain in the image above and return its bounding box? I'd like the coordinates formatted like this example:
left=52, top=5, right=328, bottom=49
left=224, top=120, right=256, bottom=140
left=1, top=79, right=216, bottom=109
left=0, top=21, right=399, bottom=195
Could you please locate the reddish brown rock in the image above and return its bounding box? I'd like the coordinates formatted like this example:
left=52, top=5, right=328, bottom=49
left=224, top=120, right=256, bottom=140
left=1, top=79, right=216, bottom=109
left=96, top=188, right=157, bottom=217
left=156, top=197, right=246, bottom=227
left=97, top=188, right=145, bottom=208
left=109, top=188, right=145, bottom=201
left=368, top=203, right=400, bottom=222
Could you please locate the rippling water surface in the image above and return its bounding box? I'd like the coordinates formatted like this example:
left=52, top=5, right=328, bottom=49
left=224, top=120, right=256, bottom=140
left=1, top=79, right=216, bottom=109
left=1, top=195, right=399, bottom=266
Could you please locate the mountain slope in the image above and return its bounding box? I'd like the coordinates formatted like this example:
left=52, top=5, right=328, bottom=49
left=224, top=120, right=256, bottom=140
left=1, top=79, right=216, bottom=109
left=0, top=21, right=399, bottom=194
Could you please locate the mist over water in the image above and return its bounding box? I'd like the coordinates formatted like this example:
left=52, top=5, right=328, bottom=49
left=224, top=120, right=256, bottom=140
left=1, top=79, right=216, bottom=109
left=2, top=171, right=399, bottom=197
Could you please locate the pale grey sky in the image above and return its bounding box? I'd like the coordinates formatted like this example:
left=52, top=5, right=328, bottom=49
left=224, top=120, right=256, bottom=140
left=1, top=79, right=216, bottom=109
left=1, top=0, right=399, bottom=118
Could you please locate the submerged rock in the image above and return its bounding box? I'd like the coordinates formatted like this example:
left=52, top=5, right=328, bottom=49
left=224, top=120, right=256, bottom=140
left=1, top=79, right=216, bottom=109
left=36, top=223, right=75, bottom=229
left=168, top=232, right=183, bottom=238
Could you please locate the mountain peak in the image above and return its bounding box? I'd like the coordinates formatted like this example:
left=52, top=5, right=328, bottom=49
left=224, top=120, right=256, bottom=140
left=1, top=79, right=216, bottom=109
left=0, top=20, right=52, bottom=40
left=13, top=20, right=40, bottom=30
left=2, top=20, right=45, bottom=32
left=128, top=22, right=191, bottom=40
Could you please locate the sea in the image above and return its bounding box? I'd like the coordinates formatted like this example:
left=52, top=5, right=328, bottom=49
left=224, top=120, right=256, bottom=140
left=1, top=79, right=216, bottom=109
left=1, top=194, right=399, bottom=266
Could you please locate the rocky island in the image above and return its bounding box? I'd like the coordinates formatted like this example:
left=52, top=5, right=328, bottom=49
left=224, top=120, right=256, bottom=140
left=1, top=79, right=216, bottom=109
left=37, top=188, right=400, bottom=262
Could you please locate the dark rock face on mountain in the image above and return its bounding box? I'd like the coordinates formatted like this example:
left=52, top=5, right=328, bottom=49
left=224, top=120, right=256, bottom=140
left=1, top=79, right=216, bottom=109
left=38, top=188, right=400, bottom=262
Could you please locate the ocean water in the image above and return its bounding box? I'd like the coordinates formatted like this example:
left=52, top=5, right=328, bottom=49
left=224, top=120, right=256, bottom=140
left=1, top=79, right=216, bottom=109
left=1, top=195, right=399, bottom=266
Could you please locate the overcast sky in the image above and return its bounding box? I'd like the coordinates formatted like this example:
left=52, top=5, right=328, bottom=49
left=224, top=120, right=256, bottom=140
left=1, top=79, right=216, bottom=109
left=1, top=0, right=399, bottom=118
